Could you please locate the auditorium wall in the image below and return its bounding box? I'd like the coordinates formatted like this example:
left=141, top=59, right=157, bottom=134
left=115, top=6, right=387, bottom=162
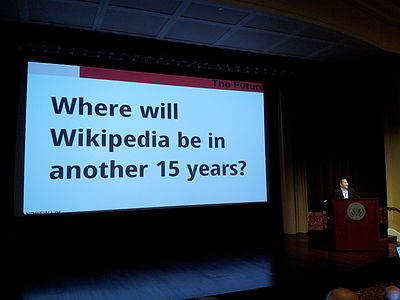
left=382, top=56, right=400, bottom=238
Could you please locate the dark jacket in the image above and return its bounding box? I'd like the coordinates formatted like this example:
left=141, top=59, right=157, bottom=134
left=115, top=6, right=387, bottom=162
left=333, top=187, right=359, bottom=199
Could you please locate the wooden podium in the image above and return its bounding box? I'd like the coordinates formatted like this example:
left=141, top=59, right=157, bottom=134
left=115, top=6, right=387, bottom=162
left=332, top=198, right=379, bottom=251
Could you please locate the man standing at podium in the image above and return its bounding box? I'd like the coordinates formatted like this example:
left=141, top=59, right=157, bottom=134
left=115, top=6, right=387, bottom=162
left=333, top=178, right=360, bottom=199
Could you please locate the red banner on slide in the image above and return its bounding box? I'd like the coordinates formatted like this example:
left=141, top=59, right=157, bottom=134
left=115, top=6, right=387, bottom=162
left=80, top=66, right=264, bottom=93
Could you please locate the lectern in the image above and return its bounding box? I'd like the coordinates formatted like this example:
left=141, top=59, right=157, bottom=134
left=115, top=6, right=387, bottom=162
left=332, top=198, right=379, bottom=251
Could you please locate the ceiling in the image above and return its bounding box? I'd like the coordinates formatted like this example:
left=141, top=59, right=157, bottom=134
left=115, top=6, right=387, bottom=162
left=0, top=0, right=383, bottom=62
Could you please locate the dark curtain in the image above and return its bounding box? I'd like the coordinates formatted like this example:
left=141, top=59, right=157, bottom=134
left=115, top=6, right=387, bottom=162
left=281, top=66, right=387, bottom=213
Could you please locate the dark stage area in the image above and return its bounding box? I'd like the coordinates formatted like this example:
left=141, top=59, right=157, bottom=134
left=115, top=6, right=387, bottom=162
left=6, top=232, right=399, bottom=300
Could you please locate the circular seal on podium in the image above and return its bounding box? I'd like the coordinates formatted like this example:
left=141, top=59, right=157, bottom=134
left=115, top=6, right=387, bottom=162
left=347, top=202, right=366, bottom=221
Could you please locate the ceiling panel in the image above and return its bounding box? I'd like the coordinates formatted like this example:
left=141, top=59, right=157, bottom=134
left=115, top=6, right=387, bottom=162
left=0, top=0, right=383, bottom=62
left=28, top=0, right=97, bottom=28
left=270, top=37, right=333, bottom=58
left=310, top=44, right=379, bottom=62
left=78, top=0, right=100, bottom=3
left=297, top=25, right=349, bottom=43
left=220, top=30, right=284, bottom=51
left=165, top=20, right=230, bottom=44
left=243, top=13, right=307, bottom=34
left=342, top=37, right=377, bottom=48
left=109, top=0, right=182, bottom=15
left=102, top=9, right=169, bottom=36
left=182, top=3, right=248, bottom=25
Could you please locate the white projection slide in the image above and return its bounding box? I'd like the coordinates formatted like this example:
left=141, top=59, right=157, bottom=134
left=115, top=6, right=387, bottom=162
left=20, top=61, right=267, bottom=214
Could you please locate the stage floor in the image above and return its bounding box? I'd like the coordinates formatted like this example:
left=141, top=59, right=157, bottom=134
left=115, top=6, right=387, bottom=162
left=8, top=233, right=399, bottom=300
